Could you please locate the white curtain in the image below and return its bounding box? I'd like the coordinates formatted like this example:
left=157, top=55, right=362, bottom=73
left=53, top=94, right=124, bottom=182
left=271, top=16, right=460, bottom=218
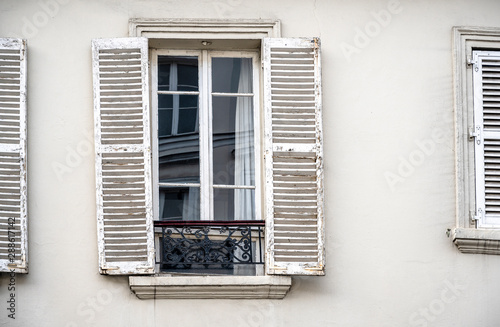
left=182, top=187, right=200, bottom=220
left=159, top=192, right=166, bottom=219
left=234, top=59, right=255, bottom=221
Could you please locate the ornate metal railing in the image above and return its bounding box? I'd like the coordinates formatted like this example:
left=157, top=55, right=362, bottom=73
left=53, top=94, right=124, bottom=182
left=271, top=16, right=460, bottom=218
left=154, top=220, right=265, bottom=273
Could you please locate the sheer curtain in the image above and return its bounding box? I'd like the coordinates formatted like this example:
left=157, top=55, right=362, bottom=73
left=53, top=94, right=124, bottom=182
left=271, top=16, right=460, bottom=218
left=234, top=59, right=256, bottom=275
left=234, top=59, right=254, bottom=221
left=182, top=187, right=200, bottom=220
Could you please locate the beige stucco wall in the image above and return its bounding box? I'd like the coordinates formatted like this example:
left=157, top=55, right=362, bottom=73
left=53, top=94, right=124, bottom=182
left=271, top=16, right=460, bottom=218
left=1, top=0, right=500, bottom=326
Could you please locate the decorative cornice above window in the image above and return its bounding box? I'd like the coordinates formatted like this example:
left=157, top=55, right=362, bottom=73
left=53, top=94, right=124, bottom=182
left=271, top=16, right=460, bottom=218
left=129, top=18, right=281, bottom=39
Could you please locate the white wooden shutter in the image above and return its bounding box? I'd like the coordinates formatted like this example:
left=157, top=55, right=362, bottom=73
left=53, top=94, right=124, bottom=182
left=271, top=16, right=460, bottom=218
left=263, top=38, right=324, bottom=275
left=92, top=37, right=154, bottom=275
left=0, top=38, right=28, bottom=274
left=472, top=51, right=500, bottom=228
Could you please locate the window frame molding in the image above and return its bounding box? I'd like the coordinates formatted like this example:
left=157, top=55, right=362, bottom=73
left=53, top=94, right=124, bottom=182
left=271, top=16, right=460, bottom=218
left=453, top=26, right=500, bottom=254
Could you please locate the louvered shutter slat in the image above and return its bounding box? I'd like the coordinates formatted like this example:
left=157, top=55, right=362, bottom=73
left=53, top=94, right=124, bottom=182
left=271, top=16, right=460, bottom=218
left=263, top=38, right=324, bottom=276
left=0, top=38, right=27, bottom=273
left=92, top=38, right=154, bottom=275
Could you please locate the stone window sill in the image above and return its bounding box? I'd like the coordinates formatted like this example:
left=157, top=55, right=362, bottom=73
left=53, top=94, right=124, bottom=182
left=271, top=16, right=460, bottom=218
left=129, top=275, right=292, bottom=299
left=452, top=228, right=500, bottom=255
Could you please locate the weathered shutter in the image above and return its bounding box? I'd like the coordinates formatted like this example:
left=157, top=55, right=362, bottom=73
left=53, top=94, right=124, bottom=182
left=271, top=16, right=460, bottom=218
left=263, top=38, right=324, bottom=275
left=92, top=38, right=154, bottom=275
left=0, top=38, right=28, bottom=274
left=473, top=51, right=500, bottom=228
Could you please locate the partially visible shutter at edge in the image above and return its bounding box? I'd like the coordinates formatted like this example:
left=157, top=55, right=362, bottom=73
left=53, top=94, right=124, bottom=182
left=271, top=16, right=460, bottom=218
left=92, top=37, right=154, bottom=275
left=473, top=50, right=500, bottom=228
left=0, top=38, right=28, bottom=273
left=263, top=37, right=324, bottom=276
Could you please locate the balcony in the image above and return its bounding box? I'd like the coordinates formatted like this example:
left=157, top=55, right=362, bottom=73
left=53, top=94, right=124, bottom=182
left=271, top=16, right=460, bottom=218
left=129, top=220, right=292, bottom=299
left=154, top=220, right=265, bottom=275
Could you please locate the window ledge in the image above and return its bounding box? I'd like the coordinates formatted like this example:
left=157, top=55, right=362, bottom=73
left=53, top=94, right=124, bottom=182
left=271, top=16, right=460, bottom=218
left=452, top=228, right=500, bottom=255
left=129, top=275, right=292, bottom=299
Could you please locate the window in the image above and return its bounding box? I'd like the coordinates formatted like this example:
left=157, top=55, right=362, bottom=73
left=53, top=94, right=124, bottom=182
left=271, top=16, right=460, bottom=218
left=152, top=50, right=263, bottom=275
left=0, top=38, right=28, bottom=274
left=453, top=27, right=500, bottom=254
left=91, top=19, right=324, bottom=298
left=152, top=50, right=261, bottom=223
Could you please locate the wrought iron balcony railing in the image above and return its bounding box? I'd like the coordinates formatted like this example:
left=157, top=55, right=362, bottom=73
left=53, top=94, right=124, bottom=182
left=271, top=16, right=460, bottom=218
left=154, top=220, right=265, bottom=274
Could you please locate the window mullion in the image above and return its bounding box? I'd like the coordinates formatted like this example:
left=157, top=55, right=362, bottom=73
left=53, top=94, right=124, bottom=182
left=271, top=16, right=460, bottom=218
left=200, top=50, right=212, bottom=220
left=252, top=54, right=262, bottom=220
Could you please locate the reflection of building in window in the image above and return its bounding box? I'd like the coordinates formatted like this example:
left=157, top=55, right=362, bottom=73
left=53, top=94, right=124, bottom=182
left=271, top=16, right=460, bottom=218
left=153, top=52, right=260, bottom=223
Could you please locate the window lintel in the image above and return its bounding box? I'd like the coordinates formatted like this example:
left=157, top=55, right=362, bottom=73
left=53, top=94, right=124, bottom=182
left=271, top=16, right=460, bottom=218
left=129, top=18, right=281, bottom=39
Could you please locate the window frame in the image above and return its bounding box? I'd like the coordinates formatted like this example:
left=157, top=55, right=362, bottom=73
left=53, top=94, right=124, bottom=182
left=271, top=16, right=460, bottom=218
left=453, top=26, right=500, bottom=254
left=150, top=48, right=262, bottom=222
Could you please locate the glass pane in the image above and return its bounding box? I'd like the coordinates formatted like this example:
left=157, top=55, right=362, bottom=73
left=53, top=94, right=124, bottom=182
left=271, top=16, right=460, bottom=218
left=158, top=56, right=198, bottom=91
left=213, top=188, right=255, bottom=220
left=178, top=96, right=198, bottom=134
left=159, top=94, right=198, bottom=136
left=159, top=186, right=200, bottom=220
left=158, top=95, right=200, bottom=183
left=212, top=58, right=252, bottom=93
left=177, top=63, right=198, bottom=91
left=158, top=95, right=173, bottom=136
left=212, top=96, right=254, bottom=186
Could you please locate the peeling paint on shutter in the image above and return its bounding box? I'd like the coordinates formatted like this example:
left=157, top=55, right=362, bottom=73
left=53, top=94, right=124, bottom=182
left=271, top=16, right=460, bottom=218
left=92, top=38, right=154, bottom=275
left=263, top=38, right=324, bottom=276
left=0, top=38, right=28, bottom=274
left=473, top=51, right=500, bottom=228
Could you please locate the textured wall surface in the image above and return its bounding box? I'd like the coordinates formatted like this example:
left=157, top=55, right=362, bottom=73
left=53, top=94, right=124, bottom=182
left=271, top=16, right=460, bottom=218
left=1, top=0, right=499, bottom=326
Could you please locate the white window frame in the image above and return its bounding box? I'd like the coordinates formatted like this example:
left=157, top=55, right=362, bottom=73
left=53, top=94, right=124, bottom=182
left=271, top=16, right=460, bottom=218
left=151, top=49, right=262, bottom=222
left=453, top=26, right=500, bottom=254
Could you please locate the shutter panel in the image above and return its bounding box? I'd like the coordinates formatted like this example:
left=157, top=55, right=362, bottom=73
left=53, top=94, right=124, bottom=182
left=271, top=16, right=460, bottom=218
left=263, top=38, right=324, bottom=275
left=473, top=51, right=500, bottom=228
left=0, top=38, right=28, bottom=274
left=92, top=38, right=154, bottom=275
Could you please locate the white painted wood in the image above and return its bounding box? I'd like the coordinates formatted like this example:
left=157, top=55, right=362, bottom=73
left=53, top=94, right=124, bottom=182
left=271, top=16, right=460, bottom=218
left=202, top=50, right=211, bottom=221
left=473, top=51, right=500, bottom=228
left=0, top=38, right=28, bottom=273
left=92, top=37, right=154, bottom=275
left=263, top=38, right=324, bottom=276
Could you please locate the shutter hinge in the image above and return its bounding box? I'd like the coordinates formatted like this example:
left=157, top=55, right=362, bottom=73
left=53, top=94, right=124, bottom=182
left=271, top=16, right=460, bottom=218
left=467, top=58, right=476, bottom=66
left=467, top=58, right=479, bottom=72
left=469, top=126, right=481, bottom=145
left=472, top=208, right=484, bottom=222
